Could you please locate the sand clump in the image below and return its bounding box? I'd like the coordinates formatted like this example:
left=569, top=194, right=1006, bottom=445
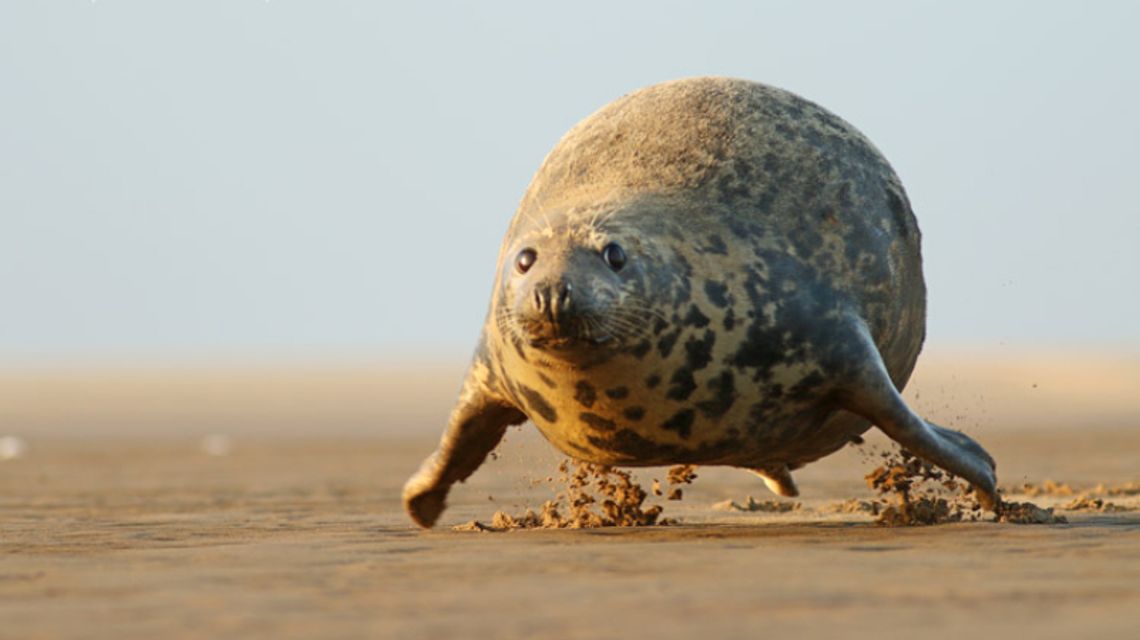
left=1095, top=481, right=1140, bottom=497
left=864, top=447, right=984, bottom=526
left=996, top=501, right=1067, bottom=524
left=663, top=464, right=697, bottom=501
left=864, top=446, right=1070, bottom=526
left=712, top=496, right=801, bottom=513
left=451, top=520, right=497, bottom=532
left=1057, top=496, right=1133, bottom=513
left=820, top=499, right=878, bottom=515
left=1001, top=480, right=1139, bottom=514
left=1005, top=480, right=1140, bottom=499
left=667, top=464, right=698, bottom=486
left=454, top=460, right=696, bottom=532
left=1004, top=480, right=1077, bottom=497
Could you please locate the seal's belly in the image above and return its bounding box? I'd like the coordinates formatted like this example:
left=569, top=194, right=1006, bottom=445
left=500, top=345, right=857, bottom=467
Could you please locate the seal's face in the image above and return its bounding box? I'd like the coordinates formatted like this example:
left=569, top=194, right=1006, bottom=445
left=495, top=214, right=658, bottom=360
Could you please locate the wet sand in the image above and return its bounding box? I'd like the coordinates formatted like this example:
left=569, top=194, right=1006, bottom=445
left=2, top=351, right=1139, bottom=638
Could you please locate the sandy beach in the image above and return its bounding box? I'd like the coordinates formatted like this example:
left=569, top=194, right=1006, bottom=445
left=2, top=350, right=1139, bottom=639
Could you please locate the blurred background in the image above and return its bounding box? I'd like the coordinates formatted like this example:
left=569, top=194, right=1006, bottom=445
left=1, top=1, right=1137, bottom=441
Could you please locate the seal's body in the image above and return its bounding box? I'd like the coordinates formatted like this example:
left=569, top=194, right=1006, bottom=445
left=404, top=78, right=998, bottom=527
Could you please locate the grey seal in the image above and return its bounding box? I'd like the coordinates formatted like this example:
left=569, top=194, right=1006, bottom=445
left=402, top=77, right=998, bottom=528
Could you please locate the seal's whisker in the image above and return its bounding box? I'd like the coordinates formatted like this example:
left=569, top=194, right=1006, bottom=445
left=604, top=309, right=659, bottom=332
left=613, top=298, right=668, bottom=320
left=601, top=312, right=647, bottom=330
left=595, top=313, right=643, bottom=331
left=593, top=317, right=646, bottom=342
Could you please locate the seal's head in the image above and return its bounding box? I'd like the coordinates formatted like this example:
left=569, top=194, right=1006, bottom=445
left=494, top=208, right=664, bottom=359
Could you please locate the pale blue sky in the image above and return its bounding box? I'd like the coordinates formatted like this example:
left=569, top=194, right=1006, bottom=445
left=2, top=1, right=1137, bottom=364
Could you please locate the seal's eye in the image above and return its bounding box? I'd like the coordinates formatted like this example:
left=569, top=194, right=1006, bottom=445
left=516, top=248, right=537, bottom=274
left=602, top=242, right=626, bottom=272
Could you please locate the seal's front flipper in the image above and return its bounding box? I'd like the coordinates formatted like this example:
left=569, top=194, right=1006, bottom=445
left=750, top=464, right=799, bottom=497
left=402, top=368, right=526, bottom=528
left=835, top=323, right=999, bottom=512
left=928, top=422, right=996, bottom=471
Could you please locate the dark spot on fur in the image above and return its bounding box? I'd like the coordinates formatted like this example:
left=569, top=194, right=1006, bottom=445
left=754, top=186, right=777, bottom=213
left=703, top=234, right=728, bottom=255
left=726, top=217, right=750, bottom=239
left=745, top=401, right=777, bottom=435
left=674, top=251, right=694, bottom=277
left=671, top=255, right=693, bottom=306
left=474, top=343, right=503, bottom=394
left=483, top=365, right=501, bottom=394
left=723, top=307, right=736, bottom=331
left=579, top=412, right=617, bottom=432
left=646, top=373, right=662, bottom=389
left=696, top=370, right=736, bottom=418
left=530, top=356, right=557, bottom=371
left=502, top=376, right=521, bottom=402
left=788, top=370, right=826, bottom=400
left=837, top=181, right=854, bottom=209
left=666, top=369, right=697, bottom=401
left=574, top=381, right=597, bottom=408
left=667, top=330, right=716, bottom=401
left=511, top=334, right=528, bottom=362
left=657, top=329, right=682, bottom=359
left=586, top=430, right=678, bottom=464
left=688, top=330, right=716, bottom=367
left=716, top=172, right=747, bottom=206
left=518, top=385, right=557, bottom=423
left=623, top=406, right=646, bottom=421
left=660, top=409, right=695, bottom=439
left=652, top=317, right=669, bottom=335
left=762, top=152, right=780, bottom=173
left=537, top=372, right=557, bottom=389
left=731, top=325, right=786, bottom=377
left=605, top=386, right=629, bottom=399
left=586, top=429, right=742, bottom=465
left=567, top=439, right=593, bottom=455
left=683, top=304, right=711, bottom=328
left=630, top=339, right=652, bottom=359
left=703, top=281, right=730, bottom=308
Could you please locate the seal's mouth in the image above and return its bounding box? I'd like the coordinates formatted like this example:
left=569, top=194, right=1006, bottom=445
left=498, top=294, right=649, bottom=361
left=518, top=313, right=620, bottom=355
left=524, top=330, right=620, bottom=369
left=527, top=333, right=615, bottom=351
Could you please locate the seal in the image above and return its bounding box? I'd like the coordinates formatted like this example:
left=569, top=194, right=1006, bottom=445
left=402, top=77, right=998, bottom=528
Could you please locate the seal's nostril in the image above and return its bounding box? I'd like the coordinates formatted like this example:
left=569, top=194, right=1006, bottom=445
left=533, top=289, right=544, bottom=313
left=550, top=281, right=573, bottom=320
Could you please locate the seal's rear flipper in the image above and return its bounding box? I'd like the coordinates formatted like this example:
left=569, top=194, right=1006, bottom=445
left=835, top=323, right=999, bottom=512
left=750, top=464, right=800, bottom=497
left=928, top=422, right=996, bottom=471
left=402, top=370, right=526, bottom=528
